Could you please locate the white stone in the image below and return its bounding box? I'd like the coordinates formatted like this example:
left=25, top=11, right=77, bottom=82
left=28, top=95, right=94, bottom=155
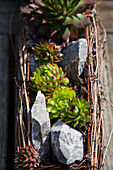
left=31, top=91, right=51, bottom=160
left=51, top=119, right=84, bottom=165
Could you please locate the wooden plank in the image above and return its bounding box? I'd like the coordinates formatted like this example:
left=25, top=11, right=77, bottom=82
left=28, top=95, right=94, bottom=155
left=0, top=1, right=20, bottom=34
left=6, top=34, right=19, bottom=170
left=0, top=1, right=20, bottom=169
left=98, top=1, right=113, bottom=32
left=98, top=1, right=113, bottom=169
left=0, top=35, right=9, bottom=170
left=102, top=34, right=113, bottom=170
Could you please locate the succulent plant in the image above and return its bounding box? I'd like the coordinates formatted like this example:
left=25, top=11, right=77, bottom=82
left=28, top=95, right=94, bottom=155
left=30, top=63, right=69, bottom=95
left=34, top=41, right=59, bottom=64
left=47, top=87, right=76, bottom=119
left=60, top=97, right=91, bottom=127
left=15, top=144, right=40, bottom=170
left=30, top=0, right=96, bottom=41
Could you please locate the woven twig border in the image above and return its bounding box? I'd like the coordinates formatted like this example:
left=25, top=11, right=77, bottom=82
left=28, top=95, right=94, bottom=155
left=87, top=15, right=106, bottom=169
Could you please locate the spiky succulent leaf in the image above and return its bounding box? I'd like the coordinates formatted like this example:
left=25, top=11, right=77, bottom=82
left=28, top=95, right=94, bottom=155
left=15, top=144, right=40, bottom=170
left=30, top=0, right=96, bottom=41
left=34, top=41, right=59, bottom=64
left=60, top=97, right=91, bottom=127
left=30, top=63, right=69, bottom=95
left=47, top=87, right=76, bottom=119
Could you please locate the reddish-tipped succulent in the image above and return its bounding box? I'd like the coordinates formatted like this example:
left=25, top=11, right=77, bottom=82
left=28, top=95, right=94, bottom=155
left=60, top=97, right=91, bottom=127
left=34, top=41, right=59, bottom=64
left=30, top=0, right=96, bottom=41
left=15, top=144, right=40, bottom=170
left=30, top=63, right=69, bottom=95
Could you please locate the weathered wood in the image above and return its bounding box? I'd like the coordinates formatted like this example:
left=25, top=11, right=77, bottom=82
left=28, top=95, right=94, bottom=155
left=0, top=35, right=9, bottom=170
left=102, top=34, right=113, bottom=170
left=97, top=1, right=113, bottom=33
left=0, top=1, right=20, bottom=34
left=0, top=1, right=20, bottom=169
left=98, top=1, right=113, bottom=170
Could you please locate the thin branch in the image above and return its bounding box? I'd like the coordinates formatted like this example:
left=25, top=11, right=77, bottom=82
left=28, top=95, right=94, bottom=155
left=102, top=129, right=113, bottom=166
left=20, top=50, right=30, bottom=146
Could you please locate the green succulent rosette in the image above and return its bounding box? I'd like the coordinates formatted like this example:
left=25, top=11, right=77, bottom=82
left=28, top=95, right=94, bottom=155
left=34, top=41, right=59, bottom=64
left=30, top=0, right=96, bottom=41
left=47, top=87, right=76, bottom=119
left=60, top=97, right=91, bottom=127
left=30, top=63, right=69, bottom=95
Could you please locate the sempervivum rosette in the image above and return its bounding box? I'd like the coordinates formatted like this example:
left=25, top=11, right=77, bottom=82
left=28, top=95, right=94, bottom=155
left=47, top=87, right=76, bottom=119
left=60, top=97, right=91, bottom=127
left=34, top=41, right=59, bottom=64
left=30, top=0, right=96, bottom=41
left=15, top=144, right=40, bottom=170
left=30, top=63, right=69, bottom=95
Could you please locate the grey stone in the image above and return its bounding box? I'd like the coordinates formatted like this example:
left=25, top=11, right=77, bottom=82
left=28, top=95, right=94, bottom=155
left=51, top=119, right=84, bottom=165
left=31, top=91, right=51, bottom=160
left=59, top=38, right=88, bottom=86
left=30, top=54, right=38, bottom=76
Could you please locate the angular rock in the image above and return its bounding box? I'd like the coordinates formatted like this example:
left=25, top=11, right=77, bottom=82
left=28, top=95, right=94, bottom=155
left=51, top=119, right=84, bottom=165
left=59, top=38, right=88, bottom=86
left=31, top=91, right=51, bottom=160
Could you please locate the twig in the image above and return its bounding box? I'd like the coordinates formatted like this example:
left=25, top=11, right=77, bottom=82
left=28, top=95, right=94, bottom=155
left=14, top=77, right=21, bottom=88
left=103, top=96, right=113, bottom=107
left=19, top=90, right=26, bottom=148
left=20, top=51, right=30, bottom=146
left=102, top=129, right=113, bottom=166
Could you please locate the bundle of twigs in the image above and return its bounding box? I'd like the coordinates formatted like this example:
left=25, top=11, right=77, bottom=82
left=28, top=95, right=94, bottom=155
left=16, top=4, right=106, bottom=170
left=86, top=13, right=106, bottom=169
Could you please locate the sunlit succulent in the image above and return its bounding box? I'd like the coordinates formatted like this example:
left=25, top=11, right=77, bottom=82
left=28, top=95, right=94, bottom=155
left=47, top=87, right=76, bottom=119
left=34, top=41, right=59, bottom=64
left=30, top=63, right=69, bottom=95
left=15, top=144, right=40, bottom=170
left=30, top=0, right=96, bottom=41
left=60, top=97, right=91, bottom=127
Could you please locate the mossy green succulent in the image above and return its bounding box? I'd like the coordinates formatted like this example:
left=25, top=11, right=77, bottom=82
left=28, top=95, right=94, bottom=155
left=34, top=41, right=59, bottom=64
left=30, top=63, right=69, bottom=95
left=60, top=97, right=91, bottom=127
left=47, top=87, right=76, bottom=119
left=30, top=0, right=96, bottom=41
left=15, top=144, right=40, bottom=170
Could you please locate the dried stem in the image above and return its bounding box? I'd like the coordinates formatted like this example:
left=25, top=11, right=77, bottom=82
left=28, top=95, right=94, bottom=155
left=20, top=49, right=30, bottom=146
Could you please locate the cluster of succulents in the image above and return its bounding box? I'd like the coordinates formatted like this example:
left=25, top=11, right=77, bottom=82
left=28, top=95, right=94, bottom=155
left=30, top=63, right=69, bottom=95
left=34, top=41, right=59, bottom=64
left=47, top=86, right=91, bottom=127
left=60, top=97, right=91, bottom=127
left=30, top=0, right=96, bottom=41
left=47, top=87, right=76, bottom=119
left=15, top=144, right=40, bottom=170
